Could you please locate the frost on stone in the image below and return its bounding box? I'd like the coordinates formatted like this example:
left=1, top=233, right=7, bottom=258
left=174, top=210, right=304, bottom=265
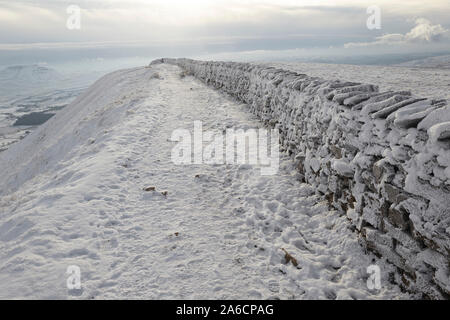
left=418, top=105, right=450, bottom=131
left=331, top=159, right=355, bottom=178
left=361, top=94, right=410, bottom=116
left=429, top=122, right=450, bottom=142
left=343, top=93, right=371, bottom=107
left=389, top=100, right=435, bottom=129
left=372, top=98, right=427, bottom=119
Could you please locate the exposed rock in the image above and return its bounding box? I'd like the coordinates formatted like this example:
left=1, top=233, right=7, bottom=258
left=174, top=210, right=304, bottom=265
left=329, top=145, right=342, bottom=159
left=388, top=205, right=410, bottom=231
left=384, top=183, right=403, bottom=203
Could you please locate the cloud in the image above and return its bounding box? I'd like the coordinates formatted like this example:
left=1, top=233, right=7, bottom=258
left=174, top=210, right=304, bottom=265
left=1, top=0, right=450, bottom=59
left=405, top=18, right=449, bottom=42
left=0, top=0, right=370, bottom=47
left=345, top=18, right=450, bottom=48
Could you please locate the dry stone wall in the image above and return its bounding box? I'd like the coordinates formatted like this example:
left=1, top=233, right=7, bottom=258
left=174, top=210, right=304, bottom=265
left=155, top=58, right=450, bottom=299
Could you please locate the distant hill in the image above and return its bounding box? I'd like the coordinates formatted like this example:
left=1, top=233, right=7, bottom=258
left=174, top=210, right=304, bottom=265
left=0, top=64, right=100, bottom=102
left=0, top=64, right=64, bottom=84
left=395, top=55, right=450, bottom=69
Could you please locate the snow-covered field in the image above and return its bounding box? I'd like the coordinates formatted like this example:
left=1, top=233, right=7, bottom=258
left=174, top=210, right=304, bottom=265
left=260, top=62, right=450, bottom=101
left=0, top=63, right=411, bottom=299
left=395, top=54, right=450, bottom=69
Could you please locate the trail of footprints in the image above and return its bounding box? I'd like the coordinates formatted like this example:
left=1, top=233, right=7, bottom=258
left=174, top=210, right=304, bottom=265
left=66, top=65, right=398, bottom=299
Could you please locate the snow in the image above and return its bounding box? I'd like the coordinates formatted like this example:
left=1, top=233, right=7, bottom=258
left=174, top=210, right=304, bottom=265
left=164, top=58, right=449, bottom=298
left=0, top=64, right=409, bottom=299
left=0, top=65, right=63, bottom=84
left=0, top=64, right=100, bottom=96
left=395, top=55, right=450, bottom=69
left=260, top=62, right=450, bottom=101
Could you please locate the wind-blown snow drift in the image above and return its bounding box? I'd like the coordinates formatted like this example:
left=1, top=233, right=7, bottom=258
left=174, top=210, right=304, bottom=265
left=159, top=58, right=450, bottom=299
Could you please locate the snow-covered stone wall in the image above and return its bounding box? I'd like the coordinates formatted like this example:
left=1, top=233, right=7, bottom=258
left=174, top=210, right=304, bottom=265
left=157, top=58, right=450, bottom=299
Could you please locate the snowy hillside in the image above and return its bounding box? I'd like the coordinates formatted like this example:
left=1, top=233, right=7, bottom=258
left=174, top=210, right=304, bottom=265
left=0, top=63, right=411, bottom=300
left=0, top=64, right=100, bottom=100
left=0, top=65, right=64, bottom=84
left=395, top=55, right=450, bottom=69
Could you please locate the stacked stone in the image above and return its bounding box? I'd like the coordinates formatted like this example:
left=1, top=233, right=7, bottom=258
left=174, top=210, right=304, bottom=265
left=157, top=58, right=450, bottom=299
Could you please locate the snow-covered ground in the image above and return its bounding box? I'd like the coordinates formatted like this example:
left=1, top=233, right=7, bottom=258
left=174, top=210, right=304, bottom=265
left=0, top=63, right=411, bottom=299
left=260, top=62, right=450, bottom=101
left=395, top=55, right=450, bottom=69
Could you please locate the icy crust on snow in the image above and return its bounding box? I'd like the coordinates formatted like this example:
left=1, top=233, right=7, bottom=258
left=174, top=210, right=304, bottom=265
left=161, top=58, right=450, bottom=299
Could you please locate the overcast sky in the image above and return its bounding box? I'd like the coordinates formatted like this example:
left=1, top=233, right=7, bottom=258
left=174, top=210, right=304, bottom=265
left=1, top=0, right=449, bottom=64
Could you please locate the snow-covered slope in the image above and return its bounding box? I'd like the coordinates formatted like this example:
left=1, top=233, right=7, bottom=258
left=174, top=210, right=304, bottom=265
left=0, top=64, right=100, bottom=103
left=0, top=64, right=408, bottom=299
left=0, top=65, right=64, bottom=84
left=0, top=67, right=141, bottom=196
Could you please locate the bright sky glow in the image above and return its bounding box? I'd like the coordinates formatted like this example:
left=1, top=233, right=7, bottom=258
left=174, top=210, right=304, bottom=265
left=0, top=0, right=449, bottom=62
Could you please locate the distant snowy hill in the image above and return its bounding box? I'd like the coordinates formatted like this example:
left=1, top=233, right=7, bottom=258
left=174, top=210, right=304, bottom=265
left=0, top=64, right=101, bottom=101
left=0, top=65, right=66, bottom=100
left=0, top=63, right=409, bottom=299
left=0, top=65, right=64, bottom=84
left=395, top=55, right=450, bottom=69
